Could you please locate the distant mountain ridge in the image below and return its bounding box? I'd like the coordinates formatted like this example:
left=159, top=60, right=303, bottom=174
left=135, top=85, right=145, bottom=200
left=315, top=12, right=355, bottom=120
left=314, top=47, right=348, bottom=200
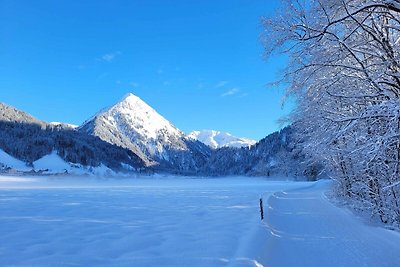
left=0, top=102, right=45, bottom=126
left=0, top=94, right=319, bottom=179
left=187, top=130, right=256, bottom=149
left=201, top=126, right=321, bottom=179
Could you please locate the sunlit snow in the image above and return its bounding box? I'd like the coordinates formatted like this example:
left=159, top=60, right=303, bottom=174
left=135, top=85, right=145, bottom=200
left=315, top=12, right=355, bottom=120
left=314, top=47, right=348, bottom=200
left=0, top=176, right=399, bottom=266
left=188, top=130, right=257, bottom=149
left=0, top=149, right=30, bottom=171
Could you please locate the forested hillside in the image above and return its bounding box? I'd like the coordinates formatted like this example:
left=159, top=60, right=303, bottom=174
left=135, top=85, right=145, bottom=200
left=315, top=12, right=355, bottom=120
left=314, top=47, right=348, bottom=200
left=0, top=103, right=145, bottom=171
left=202, top=126, right=319, bottom=179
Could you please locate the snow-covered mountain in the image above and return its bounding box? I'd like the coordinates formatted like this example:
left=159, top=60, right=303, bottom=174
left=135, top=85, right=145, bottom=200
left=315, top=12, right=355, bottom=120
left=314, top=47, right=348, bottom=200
left=79, top=93, right=211, bottom=172
left=49, top=122, right=78, bottom=129
left=188, top=130, right=256, bottom=149
left=0, top=102, right=145, bottom=174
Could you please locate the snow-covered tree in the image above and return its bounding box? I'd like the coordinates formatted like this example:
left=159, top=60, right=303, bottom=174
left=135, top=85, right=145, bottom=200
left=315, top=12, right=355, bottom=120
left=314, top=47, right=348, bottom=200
left=263, top=0, right=400, bottom=224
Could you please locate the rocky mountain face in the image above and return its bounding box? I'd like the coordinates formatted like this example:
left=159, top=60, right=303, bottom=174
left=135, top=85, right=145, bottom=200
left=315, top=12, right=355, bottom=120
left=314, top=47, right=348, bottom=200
left=0, top=103, right=46, bottom=126
left=79, top=93, right=211, bottom=173
left=187, top=130, right=256, bottom=149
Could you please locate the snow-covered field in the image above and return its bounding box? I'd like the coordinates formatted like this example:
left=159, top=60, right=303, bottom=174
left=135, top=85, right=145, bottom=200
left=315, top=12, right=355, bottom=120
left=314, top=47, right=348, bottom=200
left=0, top=176, right=399, bottom=266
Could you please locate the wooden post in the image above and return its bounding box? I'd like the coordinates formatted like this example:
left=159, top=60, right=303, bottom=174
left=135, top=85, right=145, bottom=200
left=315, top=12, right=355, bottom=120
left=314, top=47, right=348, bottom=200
left=259, top=197, right=264, bottom=220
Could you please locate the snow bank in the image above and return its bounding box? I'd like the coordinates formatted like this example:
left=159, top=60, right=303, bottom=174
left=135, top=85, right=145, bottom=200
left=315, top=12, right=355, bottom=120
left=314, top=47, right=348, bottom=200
left=32, top=151, right=115, bottom=176
left=0, top=149, right=30, bottom=171
left=33, top=151, right=71, bottom=173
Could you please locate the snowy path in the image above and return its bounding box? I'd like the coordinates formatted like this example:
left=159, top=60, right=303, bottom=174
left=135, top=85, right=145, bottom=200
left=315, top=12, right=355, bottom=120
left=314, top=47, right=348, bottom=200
left=258, top=181, right=400, bottom=267
left=0, top=176, right=399, bottom=266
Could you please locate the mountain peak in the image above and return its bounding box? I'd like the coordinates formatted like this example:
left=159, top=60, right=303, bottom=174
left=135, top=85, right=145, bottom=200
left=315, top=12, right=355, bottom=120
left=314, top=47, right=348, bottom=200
left=121, top=92, right=141, bottom=103
left=80, top=93, right=193, bottom=162
left=118, top=93, right=149, bottom=109
left=188, top=130, right=256, bottom=149
left=107, top=93, right=179, bottom=140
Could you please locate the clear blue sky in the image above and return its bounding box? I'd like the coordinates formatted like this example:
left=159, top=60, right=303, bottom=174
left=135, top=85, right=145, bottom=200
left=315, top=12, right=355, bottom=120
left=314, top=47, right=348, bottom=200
left=0, top=0, right=291, bottom=140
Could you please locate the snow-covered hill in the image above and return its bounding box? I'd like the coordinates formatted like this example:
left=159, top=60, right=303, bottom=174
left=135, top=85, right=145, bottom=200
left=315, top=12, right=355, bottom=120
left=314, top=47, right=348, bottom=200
left=0, top=148, right=116, bottom=176
left=79, top=93, right=211, bottom=171
left=188, top=130, right=256, bottom=149
left=0, top=149, right=30, bottom=171
left=32, top=151, right=116, bottom=176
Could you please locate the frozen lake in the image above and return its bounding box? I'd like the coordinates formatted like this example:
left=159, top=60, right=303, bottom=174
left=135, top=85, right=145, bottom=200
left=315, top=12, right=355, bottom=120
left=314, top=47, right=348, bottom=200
left=0, top=176, right=308, bottom=266
left=1, top=176, right=399, bottom=267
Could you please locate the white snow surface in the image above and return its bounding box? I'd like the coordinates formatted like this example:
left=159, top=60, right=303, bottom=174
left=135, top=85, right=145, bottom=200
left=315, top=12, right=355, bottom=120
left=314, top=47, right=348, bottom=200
left=33, top=151, right=72, bottom=173
left=32, top=151, right=115, bottom=175
left=188, top=130, right=256, bottom=149
left=0, top=150, right=115, bottom=176
left=0, top=176, right=399, bottom=266
left=0, top=149, right=30, bottom=171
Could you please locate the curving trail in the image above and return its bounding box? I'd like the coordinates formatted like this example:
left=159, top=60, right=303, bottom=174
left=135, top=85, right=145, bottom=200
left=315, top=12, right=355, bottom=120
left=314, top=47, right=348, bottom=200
left=255, top=181, right=400, bottom=267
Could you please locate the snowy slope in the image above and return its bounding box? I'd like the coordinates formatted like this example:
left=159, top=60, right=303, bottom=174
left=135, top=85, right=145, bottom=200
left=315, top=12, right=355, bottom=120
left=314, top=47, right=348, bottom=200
left=33, top=151, right=73, bottom=173
left=33, top=151, right=115, bottom=175
left=188, top=130, right=256, bottom=149
left=79, top=93, right=210, bottom=170
left=0, top=149, right=30, bottom=171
